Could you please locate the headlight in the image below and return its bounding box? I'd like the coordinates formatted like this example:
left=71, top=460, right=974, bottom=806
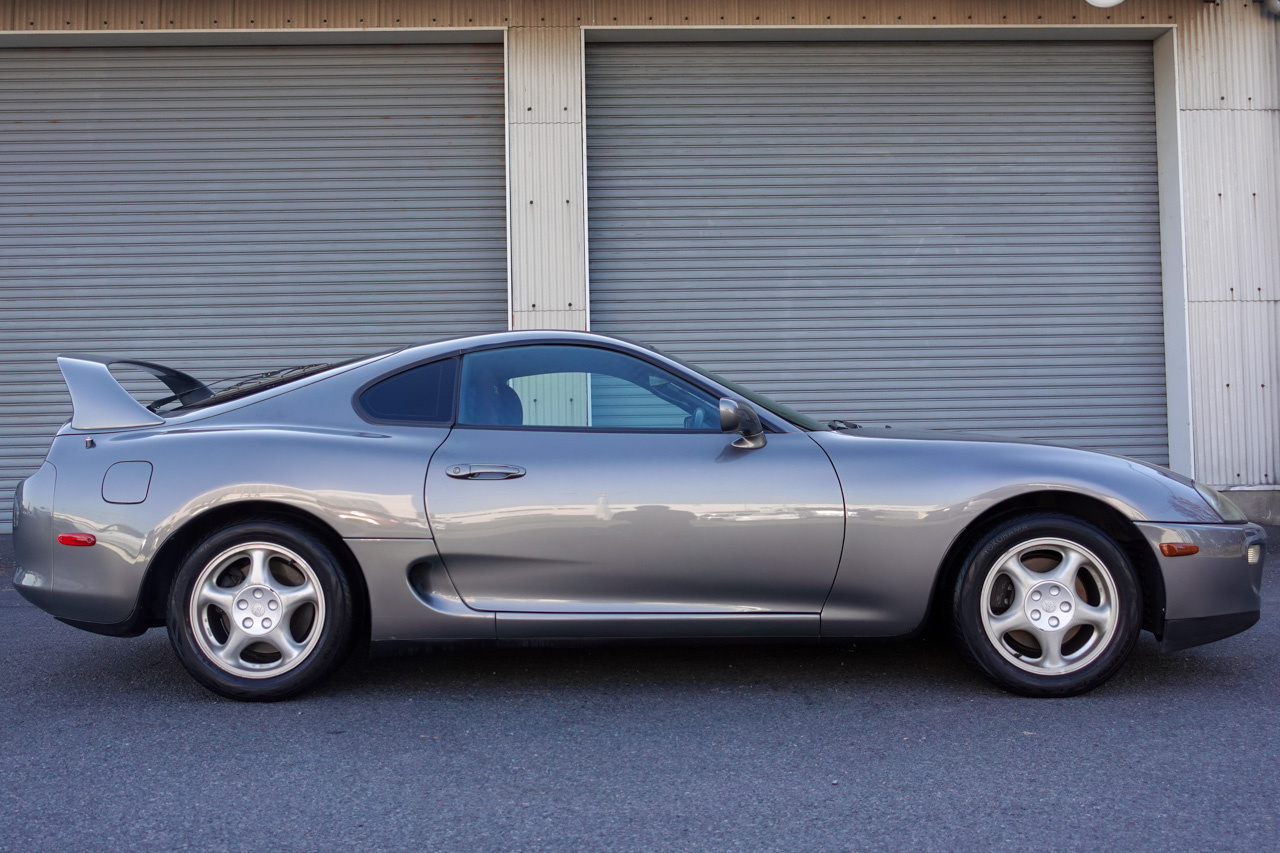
left=1194, top=481, right=1249, bottom=523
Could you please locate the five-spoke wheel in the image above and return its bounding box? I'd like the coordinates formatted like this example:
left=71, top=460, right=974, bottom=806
left=953, top=513, right=1141, bottom=697
left=980, top=538, right=1119, bottom=676
left=189, top=543, right=325, bottom=679
left=168, top=520, right=353, bottom=701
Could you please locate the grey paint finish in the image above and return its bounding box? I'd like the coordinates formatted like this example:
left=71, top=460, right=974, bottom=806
left=494, top=612, right=819, bottom=640
left=809, top=428, right=1228, bottom=637
left=1135, top=522, right=1267, bottom=622
left=101, top=461, right=153, bottom=505
left=344, top=538, right=495, bottom=643
left=7, top=332, right=1261, bottom=658
left=9, top=463, right=54, bottom=610
left=0, top=43, right=508, bottom=531
left=56, top=358, right=164, bottom=430
left=585, top=41, right=1169, bottom=463
left=427, top=429, right=845, bottom=613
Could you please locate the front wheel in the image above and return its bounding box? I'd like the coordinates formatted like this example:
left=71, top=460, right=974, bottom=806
left=951, top=513, right=1141, bottom=697
left=166, top=520, right=354, bottom=701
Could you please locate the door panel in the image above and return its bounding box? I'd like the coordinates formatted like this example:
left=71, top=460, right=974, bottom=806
left=426, top=429, right=845, bottom=613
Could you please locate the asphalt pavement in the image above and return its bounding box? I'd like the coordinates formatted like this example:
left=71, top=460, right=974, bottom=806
left=2, top=531, right=1278, bottom=852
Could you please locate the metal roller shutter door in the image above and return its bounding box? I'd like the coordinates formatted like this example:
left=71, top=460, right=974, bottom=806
left=586, top=41, right=1169, bottom=463
left=0, top=44, right=507, bottom=531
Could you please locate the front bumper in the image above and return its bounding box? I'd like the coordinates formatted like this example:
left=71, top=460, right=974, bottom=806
left=1135, top=521, right=1266, bottom=652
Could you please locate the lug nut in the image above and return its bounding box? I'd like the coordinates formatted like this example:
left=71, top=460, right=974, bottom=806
left=237, top=600, right=248, bottom=610
left=242, top=618, right=252, bottom=629
left=1031, top=610, right=1041, bottom=620
left=1049, top=616, right=1060, bottom=628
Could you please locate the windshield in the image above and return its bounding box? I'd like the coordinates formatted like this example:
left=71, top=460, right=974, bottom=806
left=649, top=347, right=831, bottom=432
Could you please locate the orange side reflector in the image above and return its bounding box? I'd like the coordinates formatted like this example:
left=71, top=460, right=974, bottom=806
left=1160, top=543, right=1200, bottom=557
left=57, top=533, right=96, bottom=547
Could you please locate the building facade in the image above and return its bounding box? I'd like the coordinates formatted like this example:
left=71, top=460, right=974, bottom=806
left=1, top=0, right=1277, bottom=530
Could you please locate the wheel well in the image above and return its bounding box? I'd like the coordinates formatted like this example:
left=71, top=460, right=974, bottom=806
left=137, top=501, right=371, bottom=636
left=928, top=491, right=1165, bottom=635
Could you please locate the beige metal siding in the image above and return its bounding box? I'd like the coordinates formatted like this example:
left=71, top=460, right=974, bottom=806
left=507, top=24, right=589, bottom=332
left=1188, top=301, right=1280, bottom=488
left=1178, top=2, right=1280, bottom=487
left=0, top=0, right=1222, bottom=33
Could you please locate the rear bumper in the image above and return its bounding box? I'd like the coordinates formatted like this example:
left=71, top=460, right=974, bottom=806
left=11, top=463, right=56, bottom=611
left=1135, top=521, right=1266, bottom=652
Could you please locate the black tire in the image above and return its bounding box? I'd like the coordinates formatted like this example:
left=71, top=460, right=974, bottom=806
left=951, top=512, right=1141, bottom=698
left=166, top=519, right=355, bottom=701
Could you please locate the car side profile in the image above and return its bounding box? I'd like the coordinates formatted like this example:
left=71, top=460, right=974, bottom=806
left=11, top=331, right=1267, bottom=700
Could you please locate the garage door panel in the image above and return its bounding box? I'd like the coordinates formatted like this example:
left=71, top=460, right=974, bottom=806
left=0, top=43, right=507, bottom=531
left=587, top=41, right=1168, bottom=464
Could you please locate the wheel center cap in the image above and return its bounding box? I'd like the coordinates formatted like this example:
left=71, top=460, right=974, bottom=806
left=232, top=585, right=282, bottom=636
left=1024, top=581, right=1076, bottom=631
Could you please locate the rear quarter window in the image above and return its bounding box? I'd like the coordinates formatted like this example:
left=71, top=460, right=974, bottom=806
left=358, top=358, right=457, bottom=424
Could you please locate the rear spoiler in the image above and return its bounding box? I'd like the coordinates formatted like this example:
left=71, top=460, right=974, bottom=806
left=56, top=355, right=213, bottom=430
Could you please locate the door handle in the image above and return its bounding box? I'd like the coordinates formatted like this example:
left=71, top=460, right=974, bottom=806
left=445, top=464, right=526, bottom=480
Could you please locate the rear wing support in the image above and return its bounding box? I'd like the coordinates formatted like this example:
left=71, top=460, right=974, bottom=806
left=56, top=355, right=212, bottom=430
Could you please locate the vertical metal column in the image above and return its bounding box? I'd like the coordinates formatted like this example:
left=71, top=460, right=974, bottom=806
left=506, top=26, right=589, bottom=331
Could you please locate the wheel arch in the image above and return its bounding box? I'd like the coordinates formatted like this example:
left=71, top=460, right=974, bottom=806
left=137, top=500, right=371, bottom=639
left=928, top=490, right=1165, bottom=636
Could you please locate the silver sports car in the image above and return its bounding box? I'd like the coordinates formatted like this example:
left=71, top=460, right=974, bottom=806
left=12, top=331, right=1266, bottom=701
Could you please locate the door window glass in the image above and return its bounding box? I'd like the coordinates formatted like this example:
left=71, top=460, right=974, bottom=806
left=458, top=345, right=719, bottom=430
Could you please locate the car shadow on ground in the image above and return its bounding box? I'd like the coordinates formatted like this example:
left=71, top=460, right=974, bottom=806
left=30, top=614, right=1254, bottom=705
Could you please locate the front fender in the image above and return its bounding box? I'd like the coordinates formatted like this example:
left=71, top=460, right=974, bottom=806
left=809, top=430, right=1220, bottom=637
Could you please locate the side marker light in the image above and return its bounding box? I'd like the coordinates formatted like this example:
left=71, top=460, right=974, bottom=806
left=57, top=533, right=97, bottom=547
left=1160, top=543, right=1199, bottom=558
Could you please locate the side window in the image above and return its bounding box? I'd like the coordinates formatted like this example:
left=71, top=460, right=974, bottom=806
left=458, top=345, right=719, bottom=431
left=358, top=358, right=457, bottom=424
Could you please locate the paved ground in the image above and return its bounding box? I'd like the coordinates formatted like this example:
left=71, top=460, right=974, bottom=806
left=2, top=532, right=1278, bottom=853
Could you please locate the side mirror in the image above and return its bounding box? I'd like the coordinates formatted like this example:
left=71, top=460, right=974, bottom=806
left=719, top=398, right=766, bottom=449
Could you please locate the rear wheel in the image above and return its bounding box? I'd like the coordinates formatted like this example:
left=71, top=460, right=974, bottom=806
left=951, top=513, right=1141, bottom=697
left=166, top=520, right=354, bottom=701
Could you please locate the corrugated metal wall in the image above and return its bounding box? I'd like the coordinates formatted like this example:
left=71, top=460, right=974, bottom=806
left=0, top=42, right=507, bottom=529
left=1179, top=2, right=1280, bottom=489
left=586, top=40, right=1170, bottom=462
left=0, top=0, right=1276, bottom=496
left=508, top=25, right=589, bottom=333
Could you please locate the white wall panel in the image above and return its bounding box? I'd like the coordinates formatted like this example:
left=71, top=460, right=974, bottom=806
left=1179, top=1, right=1280, bottom=111
left=1182, top=109, right=1280, bottom=304
left=1188, top=301, right=1280, bottom=487
left=507, top=24, right=589, bottom=331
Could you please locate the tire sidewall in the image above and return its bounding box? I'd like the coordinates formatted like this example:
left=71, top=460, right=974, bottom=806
left=953, top=514, right=1141, bottom=697
left=167, top=520, right=353, bottom=701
